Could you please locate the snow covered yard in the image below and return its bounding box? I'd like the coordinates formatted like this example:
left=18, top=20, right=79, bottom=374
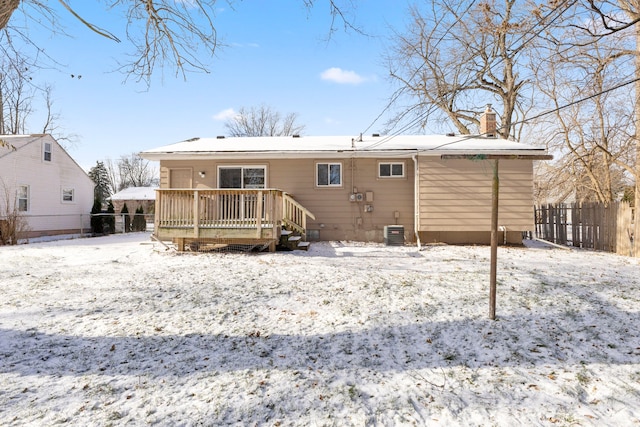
left=1, top=233, right=639, bottom=426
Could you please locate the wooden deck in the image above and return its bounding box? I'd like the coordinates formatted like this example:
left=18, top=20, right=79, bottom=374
left=154, top=189, right=315, bottom=251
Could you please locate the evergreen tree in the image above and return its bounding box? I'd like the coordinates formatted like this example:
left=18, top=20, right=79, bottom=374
left=88, top=161, right=112, bottom=203
left=106, top=201, right=116, bottom=234
left=90, top=197, right=103, bottom=235
left=121, top=203, right=130, bottom=233
left=132, top=206, right=146, bottom=231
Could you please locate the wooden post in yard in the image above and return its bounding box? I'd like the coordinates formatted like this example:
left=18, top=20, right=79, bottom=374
left=489, top=159, right=499, bottom=320
left=439, top=153, right=551, bottom=319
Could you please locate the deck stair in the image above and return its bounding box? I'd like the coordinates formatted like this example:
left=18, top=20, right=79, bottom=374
left=279, top=228, right=310, bottom=251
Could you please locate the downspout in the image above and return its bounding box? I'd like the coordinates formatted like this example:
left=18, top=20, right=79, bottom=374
left=499, top=225, right=507, bottom=245
left=412, top=154, right=422, bottom=250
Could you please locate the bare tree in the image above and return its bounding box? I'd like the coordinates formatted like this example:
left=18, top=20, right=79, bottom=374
left=105, top=153, right=159, bottom=192
left=0, top=51, right=73, bottom=148
left=224, top=105, right=306, bottom=137
left=0, top=1, right=358, bottom=85
left=533, top=15, right=636, bottom=205
left=0, top=55, right=34, bottom=135
left=385, top=0, right=561, bottom=139
left=559, top=0, right=640, bottom=254
left=0, top=177, right=29, bottom=245
left=104, top=159, right=121, bottom=195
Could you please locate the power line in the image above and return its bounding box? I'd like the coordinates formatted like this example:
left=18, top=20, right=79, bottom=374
left=512, top=75, right=640, bottom=128
left=359, top=75, right=640, bottom=155
left=360, top=0, right=478, bottom=136
left=360, top=0, right=577, bottom=149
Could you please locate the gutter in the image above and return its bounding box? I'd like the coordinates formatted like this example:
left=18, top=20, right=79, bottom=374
left=412, top=154, right=421, bottom=250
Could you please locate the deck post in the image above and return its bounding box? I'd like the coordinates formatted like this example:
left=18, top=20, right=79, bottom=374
left=256, top=190, right=263, bottom=238
left=193, top=190, right=199, bottom=238
left=154, top=190, right=161, bottom=237
left=273, top=191, right=281, bottom=249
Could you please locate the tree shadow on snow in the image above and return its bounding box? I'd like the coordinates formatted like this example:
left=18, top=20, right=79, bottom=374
left=1, top=304, right=638, bottom=379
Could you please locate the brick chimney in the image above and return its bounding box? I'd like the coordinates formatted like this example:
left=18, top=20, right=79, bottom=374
left=480, top=104, right=497, bottom=138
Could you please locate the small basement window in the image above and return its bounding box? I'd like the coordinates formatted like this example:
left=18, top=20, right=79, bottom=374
left=379, top=162, right=405, bottom=178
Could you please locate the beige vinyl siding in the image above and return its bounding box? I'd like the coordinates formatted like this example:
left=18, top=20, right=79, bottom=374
left=169, top=168, right=193, bottom=188
left=159, top=157, right=415, bottom=242
left=418, top=158, right=534, bottom=232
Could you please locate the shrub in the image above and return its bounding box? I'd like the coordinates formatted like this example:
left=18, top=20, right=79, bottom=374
left=106, top=201, right=116, bottom=234
left=90, top=198, right=104, bottom=236
left=132, top=206, right=146, bottom=231
left=120, top=203, right=130, bottom=233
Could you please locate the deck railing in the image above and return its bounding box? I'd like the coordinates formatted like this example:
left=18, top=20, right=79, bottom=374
left=155, top=189, right=313, bottom=240
left=283, top=192, right=316, bottom=238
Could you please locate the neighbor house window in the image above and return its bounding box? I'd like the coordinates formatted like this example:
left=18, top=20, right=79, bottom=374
left=379, top=162, right=405, bottom=178
left=43, top=142, right=52, bottom=162
left=17, top=185, right=29, bottom=211
left=316, top=163, right=342, bottom=187
left=218, top=166, right=266, bottom=189
left=62, top=188, right=74, bottom=203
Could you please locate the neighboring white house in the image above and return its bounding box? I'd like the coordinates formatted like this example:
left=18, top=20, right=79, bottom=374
left=0, top=134, right=95, bottom=239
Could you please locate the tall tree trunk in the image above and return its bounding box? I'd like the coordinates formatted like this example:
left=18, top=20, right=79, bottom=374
left=0, top=0, right=19, bottom=30
left=635, top=26, right=640, bottom=255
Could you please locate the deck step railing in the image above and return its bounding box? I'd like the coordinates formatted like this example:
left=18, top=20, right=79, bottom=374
left=282, top=192, right=316, bottom=239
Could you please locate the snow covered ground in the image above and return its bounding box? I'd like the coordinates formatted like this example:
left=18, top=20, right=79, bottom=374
left=1, top=233, right=639, bottom=426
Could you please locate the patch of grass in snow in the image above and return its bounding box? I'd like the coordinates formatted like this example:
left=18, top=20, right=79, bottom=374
left=575, top=369, right=591, bottom=386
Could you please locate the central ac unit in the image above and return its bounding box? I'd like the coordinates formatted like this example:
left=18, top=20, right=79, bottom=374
left=384, top=225, right=404, bottom=246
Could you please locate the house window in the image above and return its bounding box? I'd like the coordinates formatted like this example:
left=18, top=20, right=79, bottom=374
left=17, top=185, right=29, bottom=211
left=62, top=188, right=74, bottom=203
left=316, top=163, right=342, bottom=187
left=218, top=166, right=266, bottom=189
left=43, top=142, right=52, bottom=162
left=379, top=162, right=405, bottom=178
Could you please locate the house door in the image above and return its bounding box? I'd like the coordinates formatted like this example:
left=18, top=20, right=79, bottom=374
left=218, top=166, right=266, bottom=220
left=169, top=168, right=192, bottom=188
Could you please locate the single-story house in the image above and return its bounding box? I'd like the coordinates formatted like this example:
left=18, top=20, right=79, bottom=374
left=0, top=134, right=95, bottom=241
left=140, top=114, right=550, bottom=250
left=109, top=186, right=157, bottom=215
left=140, top=109, right=551, bottom=249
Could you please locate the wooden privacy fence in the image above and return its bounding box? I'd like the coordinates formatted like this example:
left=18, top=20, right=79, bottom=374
left=534, top=202, right=634, bottom=256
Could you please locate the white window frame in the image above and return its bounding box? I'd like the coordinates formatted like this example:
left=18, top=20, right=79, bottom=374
left=17, top=185, right=29, bottom=212
left=43, top=142, right=52, bottom=162
left=378, top=161, right=405, bottom=178
left=217, top=165, right=267, bottom=189
left=61, top=188, right=75, bottom=203
left=316, top=162, right=342, bottom=187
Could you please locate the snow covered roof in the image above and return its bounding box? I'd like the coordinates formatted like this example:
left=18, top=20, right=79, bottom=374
left=109, top=186, right=158, bottom=201
left=140, top=134, right=549, bottom=161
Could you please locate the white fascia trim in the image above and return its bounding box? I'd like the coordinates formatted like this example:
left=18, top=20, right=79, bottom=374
left=140, top=148, right=547, bottom=162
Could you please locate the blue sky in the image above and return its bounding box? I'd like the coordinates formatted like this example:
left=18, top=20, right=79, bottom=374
left=13, top=1, right=413, bottom=170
